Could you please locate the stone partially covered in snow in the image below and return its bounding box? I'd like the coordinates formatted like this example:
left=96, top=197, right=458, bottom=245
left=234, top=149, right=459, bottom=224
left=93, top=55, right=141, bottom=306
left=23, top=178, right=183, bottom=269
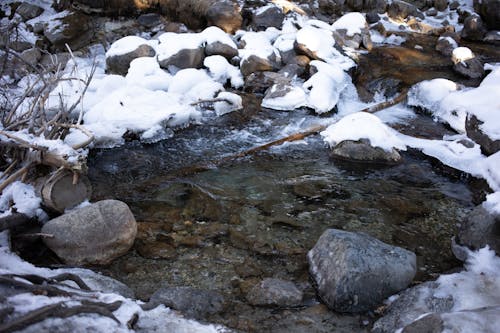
left=466, top=114, right=500, bottom=155
left=106, top=36, right=156, bottom=75
left=321, top=112, right=406, bottom=151
left=41, top=200, right=137, bottom=265
left=329, top=139, right=403, bottom=164
left=460, top=14, right=487, bottom=41
left=246, top=278, right=303, bottom=307
left=308, top=229, right=416, bottom=313
left=456, top=205, right=500, bottom=256
left=251, top=5, right=285, bottom=30
left=213, top=91, right=243, bottom=116
left=373, top=247, right=500, bottom=333
left=157, top=32, right=205, bottom=69
left=240, top=54, right=275, bottom=77
left=451, top=47, right=484, bottom=79
left=262, top=83, right=307, bottom=111
left=435, top=36, right=458, bottom=57
left=204, top=55, right=243, bottom=88
left=43, top=11, right=92, bottom=51
left=331, top=12, right=368, bottom=37
left=238, top=31, right=278, bottom=76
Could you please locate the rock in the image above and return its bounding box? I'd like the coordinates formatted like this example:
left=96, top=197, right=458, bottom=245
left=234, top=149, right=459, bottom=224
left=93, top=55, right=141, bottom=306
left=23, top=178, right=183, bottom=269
left=158, top=47, right=205, bottom=70
left=307, top=229, right=416, bottom=313
left=246, top=278, right=303, bottom=307
left=366, top=11, right=381, bottom=24
left=16, top=2, right=44, bottom=21
left=43, top=11, right=92, bottom=51
left=387, top=0, right=425, bottom=20
left=474, top=0, right=500, bottom=30
left=449, top=0, right=459, bottom=9
left=466, top=114, right=500, bottom=155
left=41, top=200, right=137, bottom=265
left=400, top=306, right=500, bottom=333
left=460, top=14, right=487, bottom=41
left=64, top=267, right=135, bottom=298
left=434, top=0, right=448, bottom=11
left=40, top=52, right=71, bottom=70
left=135, top=241, right=177, bottom=259
left=205, top=41, right=238, bottom=60
left=137, top=13, right=162, bottom=28
left=426, top=7, right=438, bottom=16
left=330, top=139, right=403, bottom=165
left=251, top=5, right=285, bottom=30
left=456, top=205, right=500, bottom=255
left=484, top=31, right=500, bottom=45
left=106, top=44, right=156, bottom=75
left=452, top=57, right=484, bottom=79
left=372, top=281, right=451, bottom=333
left=435, top=36, right=458, bottom=56
left=146, top=286, right=226, bottom=320
left=19, top=48, right=41, bottom=67
left=240, top=55, right=275, bottom=77
left=206, top=1, right=242, bottom=34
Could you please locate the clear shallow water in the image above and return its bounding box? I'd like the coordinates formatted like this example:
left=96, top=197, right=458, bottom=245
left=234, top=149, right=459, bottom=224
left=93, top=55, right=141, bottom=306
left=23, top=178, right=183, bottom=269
left=87, top=107, right=473, bottom=332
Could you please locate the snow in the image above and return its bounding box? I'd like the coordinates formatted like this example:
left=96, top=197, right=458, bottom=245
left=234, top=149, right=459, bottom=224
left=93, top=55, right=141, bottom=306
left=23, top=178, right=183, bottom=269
left=0, top=181, right=45, bottom=219
left=238, top=30, right=277, bottom=61
left=157, top=32, right=204, bottom=61
left=126, top=57, right=172, bottom=91
left=214, top=91, right=243, bottom=116
left=204, top=55, right=243, bottom=88
left=451, top=46, right=474, bottom=64
left=296, top=26, right=335, bottom=60
left=484, top=192, right=500, bottom=214
left=321, top=112, right=407, bottom=151
left=106, top=36, right=156, bottom=58
left=331, top=12, right=367, bottom=37
left=0, top=233, right=227, bottom=332
left=262, top=84, right=307, bottom=110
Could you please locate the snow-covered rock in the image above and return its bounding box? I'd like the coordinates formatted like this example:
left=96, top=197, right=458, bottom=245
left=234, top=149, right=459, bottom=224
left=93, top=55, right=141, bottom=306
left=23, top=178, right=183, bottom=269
left=106, top=36, right=156, bottom=75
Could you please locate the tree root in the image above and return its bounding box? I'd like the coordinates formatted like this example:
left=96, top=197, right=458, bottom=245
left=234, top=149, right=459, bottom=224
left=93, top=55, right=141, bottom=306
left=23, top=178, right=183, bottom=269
left=0, top=300, right=122, bottom=333
left=0, top=273, right=94, bottom=297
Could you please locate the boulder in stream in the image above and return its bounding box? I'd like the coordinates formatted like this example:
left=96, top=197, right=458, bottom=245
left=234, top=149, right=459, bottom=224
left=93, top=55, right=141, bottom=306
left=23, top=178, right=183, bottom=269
left=330, top=139, right=403, bottom=165
left=456, top=205, right=500, bottom=256
left=308, top=229, right=416, bottom=313
left=41, top=200, right=137, bottom=265
left=246, top=278, right=303, bottom=307
left=466, top=114, right=500, bottom=155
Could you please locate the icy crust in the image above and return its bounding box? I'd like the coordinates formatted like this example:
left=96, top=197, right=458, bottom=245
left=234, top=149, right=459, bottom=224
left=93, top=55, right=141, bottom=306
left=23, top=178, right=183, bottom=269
left=0, top=233, right=227, bottom=333
left=321, top=112, right=407, bottom=151
left=408, top=64, right=500, bottom=139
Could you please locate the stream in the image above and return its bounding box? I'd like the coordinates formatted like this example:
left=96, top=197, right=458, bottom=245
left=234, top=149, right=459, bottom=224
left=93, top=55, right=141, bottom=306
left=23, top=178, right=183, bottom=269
left=87, top=102, right=474, bottom=332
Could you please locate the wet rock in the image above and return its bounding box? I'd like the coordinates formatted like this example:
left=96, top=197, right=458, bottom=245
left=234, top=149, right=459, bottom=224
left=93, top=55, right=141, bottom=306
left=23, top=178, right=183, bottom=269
left=387, top=0, right=425, bottom=20
left=246, top=278, right=303, bottom=307
left=16, top=2, right=44, bottom=21
left=19, top=48, right=41, bottom=67
left=308, top=229, right=416, bottom=313
left=330, top=140, right=403, bottom=165
left=147, top=286, right=226, bottom=320
left=456, top=205, right=500, bottom=255
left=137, top=13, right=162, bottom=28
left=401, top=306, right=500, bottom=333
left=434, top=0, right=448, bottom=11
left=41, top=200, right=137, bottom=266
left=65, top=267, right=135, bottom=298
left=426, top=8, right=438, bottom=16
left=435, top=36, right=458, bottom=56
left=452, top=57, right=484, bottom=79
left=43, top=11, right=92, bottom=51
left=466, top=114, right=500, bottom=155
left=460, top=14, right=487, bottom=41
left=158, top=47, right=205, bottom=69
left=240, top=55, right=276, bottom=77
left=206, top=1, right=242, bottom=34
left=205, top=41, right=238, bottom=60
left=136, top=241, right=177, bottom=259
left=484, top=31, right=500, bottom=45
left=474, top=0, right=500, bottom=30
left=106, top=44, right=156, bottom=75
left=251, top=5, right=285, bottom=30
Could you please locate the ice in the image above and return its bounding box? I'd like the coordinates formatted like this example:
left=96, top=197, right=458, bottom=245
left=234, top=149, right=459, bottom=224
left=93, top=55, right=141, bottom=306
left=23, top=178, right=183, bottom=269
left=321, top=112, right=407, bottom=151
left=262, top=84, right=307, bottom=111
left=331, top=12, right=367, bottom=36
left=0, top=181, right=45, bottom=219
left=213, top=91, right=243, bottom=116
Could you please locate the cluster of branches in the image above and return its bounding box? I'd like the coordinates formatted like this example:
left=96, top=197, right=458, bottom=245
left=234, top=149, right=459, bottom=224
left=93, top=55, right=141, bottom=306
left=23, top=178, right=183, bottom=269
left=0, top=20, right=96, bottom=195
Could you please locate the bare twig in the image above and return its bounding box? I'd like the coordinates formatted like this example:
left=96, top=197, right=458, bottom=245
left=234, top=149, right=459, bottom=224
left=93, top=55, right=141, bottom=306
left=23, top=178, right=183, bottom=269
left=360, top=88, right=409, bottom=113
left=54, top=123, right=94, bottom=150
left=0, top=164, right=32, bottom=193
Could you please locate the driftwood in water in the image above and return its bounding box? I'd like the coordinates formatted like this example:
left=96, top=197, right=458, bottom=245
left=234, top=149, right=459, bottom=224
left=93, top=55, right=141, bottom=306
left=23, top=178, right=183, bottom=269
left=69, top=0, right=242, bottom=32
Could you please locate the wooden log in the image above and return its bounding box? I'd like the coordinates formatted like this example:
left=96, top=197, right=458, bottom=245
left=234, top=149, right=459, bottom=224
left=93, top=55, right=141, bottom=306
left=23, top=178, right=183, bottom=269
left=37, top=169, right=92, bottom=213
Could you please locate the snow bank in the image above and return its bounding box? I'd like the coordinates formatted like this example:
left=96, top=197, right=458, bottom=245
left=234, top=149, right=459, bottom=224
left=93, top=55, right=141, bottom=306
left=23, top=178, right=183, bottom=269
left=321, top=112, right=407, bottom=151
left=204, top=55, right=243, bottom=88
left=0, top=181, right=45, bottom=219
left=0, top=232, right=226, bottom=333
left=238, top=30, right=277, bottom=61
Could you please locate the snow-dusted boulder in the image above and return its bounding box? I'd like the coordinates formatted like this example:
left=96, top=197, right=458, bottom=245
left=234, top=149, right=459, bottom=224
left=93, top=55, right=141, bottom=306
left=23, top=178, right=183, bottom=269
left=451, top=47, right=484, bottom=79
left=246, top=278, right=303, bottom=307
left=157, top=32, right=205, bottom=69
left=435, top=36, right=458, bottom=57
left=461, top=14, right=487, bottom=41
left=466, top=114, right=500, bottom=155
left=43, top=11, right=92, bottom=51
left=330, top=139, right=403, bottom=164
left=308, top=229, right=416, bottom=312
left=251, top=5, right=285, bottom=30
left=457, top=205, right=500, bottom=256
left=105, top=36, right=156, bottom=75
left=41, top=200, right=137, bottom=265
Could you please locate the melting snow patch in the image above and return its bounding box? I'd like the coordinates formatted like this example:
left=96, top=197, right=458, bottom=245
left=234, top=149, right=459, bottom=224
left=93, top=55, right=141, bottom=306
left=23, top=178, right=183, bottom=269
left=331, top=12, right=367, bottom=36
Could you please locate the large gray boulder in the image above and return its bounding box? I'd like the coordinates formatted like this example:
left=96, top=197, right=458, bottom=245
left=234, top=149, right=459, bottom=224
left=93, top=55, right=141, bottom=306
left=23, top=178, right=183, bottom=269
left=456, top=205, right=500, bottom=255
left=41, top=200, right=137, bottom=265
left=307, top=229, right=416, bottom=313
left=246, top=278, right=303, bottom=307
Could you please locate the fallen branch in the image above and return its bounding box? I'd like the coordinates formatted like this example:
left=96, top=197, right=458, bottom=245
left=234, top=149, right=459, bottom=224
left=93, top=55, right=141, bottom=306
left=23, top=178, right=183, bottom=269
left=360, top=88, right=409, bottom=113
left=0, top=300, right=121, bottom=333
left=53, top=123, right=94, bottom=150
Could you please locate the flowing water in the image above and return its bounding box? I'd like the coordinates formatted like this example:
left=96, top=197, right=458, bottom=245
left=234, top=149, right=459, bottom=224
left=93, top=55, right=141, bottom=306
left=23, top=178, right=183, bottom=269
left=87, top=102, right=474, bottom=332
